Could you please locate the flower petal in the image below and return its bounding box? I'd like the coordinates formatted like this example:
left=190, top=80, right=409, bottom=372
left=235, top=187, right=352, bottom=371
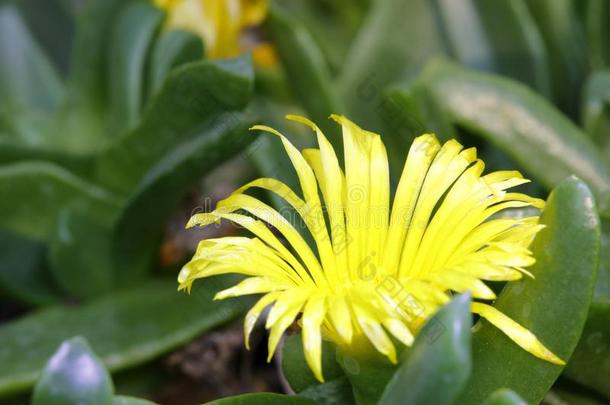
left=244, top=291, right=281, bottom=350
left=383, top=134, right=440, bottom=273
left=250, top=125, right=337, bottom=281
left=327, top=294, right=353, bottom=344
left=400, top=141, right=476, bottom=278
left=266, top=290, right=309, bottom=361
left=301, top=294, right=327, bottom=382
left=471, top=302, right=565, bottom=365
left=218, top=193, right=328, bottom=286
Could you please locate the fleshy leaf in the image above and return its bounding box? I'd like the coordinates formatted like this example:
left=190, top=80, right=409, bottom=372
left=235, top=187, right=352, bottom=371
left=204, top=393, right=318, bottom=405
left=32, top=337, right=114, bottom=405
left=95, top=56, right=253, bottom=194
left=107, top=1, right=164, bottom=134
left=0, top=277, right=248, bottom=397
left=378, top=293, right=472, bottom=405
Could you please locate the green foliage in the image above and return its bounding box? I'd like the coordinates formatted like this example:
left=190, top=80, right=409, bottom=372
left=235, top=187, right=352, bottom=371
left=32, top=337, right=114, bottom=405
left=564, top=220, right=610, bottom=398
left=205, top=393, right=318, bottom=405
left=438, top=0, right=550, bottom=97
left=482, top=389, right=527, bottom=405
left=0, top=0, right=256, bottom=303
left=0, top=228, right=58, bottom=305
left=0, top=161, right=120, bottom=240
left=0, top=277, right=248, bottom=397
left=106, top=1, right=164, bottom=135
left=378, top=294, right=472, bottom=405
left=266, top=2, right=343, bottom=144
left=148, top=29, right=204, bottom=95
left=33, top=336, right=158, bottom=405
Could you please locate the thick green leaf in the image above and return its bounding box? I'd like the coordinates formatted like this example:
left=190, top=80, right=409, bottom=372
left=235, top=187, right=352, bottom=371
left=276, top=1, right=366, bottom=77
left=0, top=161, right=120, bottom=240
left=380, top=85, right=457, bottom=178
left=382, top=85, right=455, bottom=142
left=564, top=219, right=610, bottom=400
left=0, top=276, right=248, bottom=397
left=549, top=388, right=608, bottom=405
left=49, top=206, right=114, bottom=298
left=266, top=3, right=343, bottom=146
left=378, top=293, right=472, bottom=405
left=582, top=71, right=610, bottom=153
left=32, top=337, right=114, bottom=405
left=53, top=0, right=124, bottom=153
left=525, top=0, right=587, bottom=115
left=112, top=112, right=255, bottom=281
left=95, top=56, right=253, bottom=194
left=107, top=1, right=163, bottom=135
left=482, top=389, right=527, bottom=405
left=586, top=0, right=610, bottom=69
left=67, top=0, right=122, bottom=103
left=420, top=60, right=610, bottom=214
left=437, top=0, right=550, bottom=97
left=0, top=4, right=62, bottom=149
left=338, top=0, right=445, bottom=122
left=281, top=334, right=344, bottom=393
left=113, top=396, right=157, bottom=405
left=0, top=139, right=91, bottom=173
left=592, top=220, right=610, bottom=303
left=148, top=29, right=204, bottom=96
left=336, top=347, right=395, bottom=405
left=0, top=4, right=62, bottom=114
left=457, top=177, right=600, bottom=404
left=564, top=300, right=610, bottom=401
left=0, top=228, right=58, bottom=305
left=205, top=393, right=318, bottom=405
left=471, top=0, right=549, bottom=96
left=299, top=377, right=355, bottom=405
left=14, top=0, right=74, bottom=76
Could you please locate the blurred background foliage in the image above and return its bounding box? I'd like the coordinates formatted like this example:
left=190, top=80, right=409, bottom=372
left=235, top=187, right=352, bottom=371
left=0, top=0, right=609, bottom=403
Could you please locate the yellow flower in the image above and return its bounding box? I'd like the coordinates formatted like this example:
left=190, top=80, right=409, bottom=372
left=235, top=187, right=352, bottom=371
left=154, top=0, right=275, bottom=66
left=179, top=115, right=564, bottom=381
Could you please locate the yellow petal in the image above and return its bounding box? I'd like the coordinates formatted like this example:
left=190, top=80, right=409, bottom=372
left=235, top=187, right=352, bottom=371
left=368, top=135, right=390, bottom=267
left=189, top=211, right=313, bottom=285
left=233, top=175, right=341, bottom=288
left=454, top=262, right=523, bottom=282
left=214, top=276, right=285, bottom=300
left=330, top=115, right=374, bottom=280
left=266, top=290, right=309, bottom=361
left=217, top=194, right=327, bottom=286
left=250, top=125, right=335, bottom=285
left=244, top=291, right=281, bottom=350
left=288, top=115, right=350, bottom=284
left=383, top=134, right=440, bottom=273
left=327, top=294, right=353, bottom=344
left=382, top=317, right=414, bottom=346
left=450, top=219, right=522, bottom=260
left=239, top=0, right=267, bottom=26
left=301, top=294, right=327, bottom=382
left=400, top=140, right=475, bottom=278
left=351, top=293, right=397, bottom=363
left=429, top=271, right=496, bottom=300
left=471, top=303, right=565, bottom=365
